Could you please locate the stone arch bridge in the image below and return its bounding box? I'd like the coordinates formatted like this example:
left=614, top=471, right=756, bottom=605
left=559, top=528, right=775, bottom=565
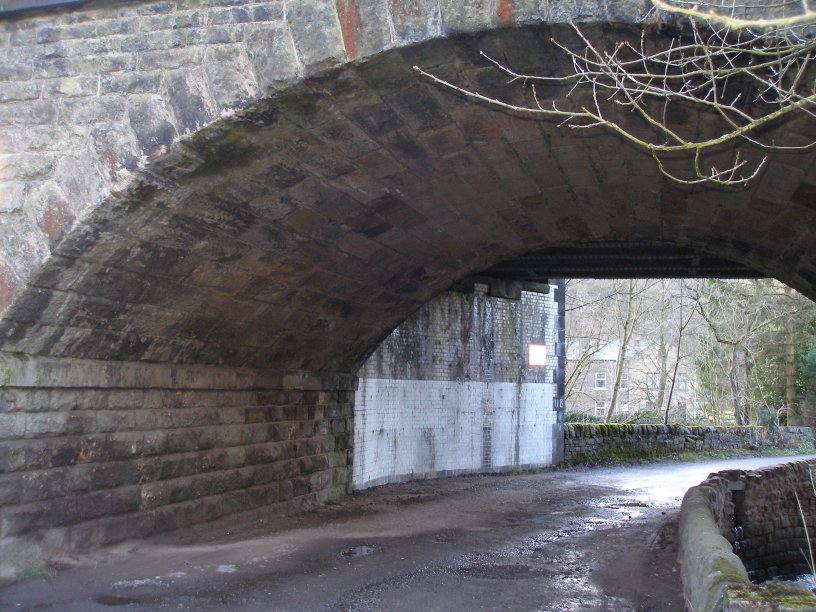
left=0, top=0, right=814, bottom=555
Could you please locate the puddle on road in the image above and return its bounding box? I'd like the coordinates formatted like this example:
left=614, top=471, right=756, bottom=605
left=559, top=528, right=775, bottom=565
left=454, top=563, right=555, bottom=579
left=341, top=545, right=376, bottom=558
left=93, top=594, right=144, bottom=606
left=604, top=501, right=650, bottom=508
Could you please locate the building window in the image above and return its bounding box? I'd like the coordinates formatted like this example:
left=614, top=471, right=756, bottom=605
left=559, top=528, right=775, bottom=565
left=594, top=400, right=606, bottom=416
left=619, top=372, right=629, bottom=389
left=678, top=373, right=687, bottom=391
left=619, top=402, right=630, bottom=413
left=647, top=372, right=659, bottom=389
left=594, top=371, right=607, bottom=390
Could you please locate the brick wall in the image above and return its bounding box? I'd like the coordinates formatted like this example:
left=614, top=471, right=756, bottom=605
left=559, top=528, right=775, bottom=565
left=0, top=354, right=354, bottom=556
left=353, top=286, right=562, bottom=489
left=563, top=424, right=813, bottom=465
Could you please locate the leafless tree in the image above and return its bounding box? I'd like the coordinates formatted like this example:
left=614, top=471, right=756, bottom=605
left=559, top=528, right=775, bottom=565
left=416, top=0, right=816, bottom=186
left=606, top=279, right=643, bottom=422
left=691, top=278, right=816, bottom=425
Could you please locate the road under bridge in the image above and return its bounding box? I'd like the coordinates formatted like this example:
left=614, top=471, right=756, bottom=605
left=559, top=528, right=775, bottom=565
left=4, top=455, right=814, bottom=610
left=0, top=0, right=814, bottom=557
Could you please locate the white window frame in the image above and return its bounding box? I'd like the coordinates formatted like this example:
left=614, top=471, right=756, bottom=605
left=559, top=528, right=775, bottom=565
left=594, top=400, right=607, bottom=416
left=594, top=371, right=607, bottom=390
left=619, top=372, right=629, bottom=390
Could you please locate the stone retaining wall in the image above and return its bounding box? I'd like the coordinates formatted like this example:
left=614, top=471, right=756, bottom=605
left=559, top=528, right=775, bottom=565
left=0, top=354, right=354, bottom=562
left=733, top=460, right=816, bottom=581
left=563, top=424, right=813, bottom=465
left=679, top=460, right=816, bottom=611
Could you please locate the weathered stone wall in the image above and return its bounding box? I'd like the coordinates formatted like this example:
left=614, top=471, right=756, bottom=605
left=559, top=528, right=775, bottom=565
left=0, top=0, right=662, bottom=319
left=562, top=424, right=813, bottom=465
left=354, top=286, right=561, bottom=489
left=0, top=2, right=814, bottom=376
left=0, top=354, right=354, bottom=557
left=0, top=0, right=813, bottom=569
left=733, top=460, right=816, bottom=581
left=679, top=460, right=816, bottom=612
left=678, top=471, right=748, bottom=612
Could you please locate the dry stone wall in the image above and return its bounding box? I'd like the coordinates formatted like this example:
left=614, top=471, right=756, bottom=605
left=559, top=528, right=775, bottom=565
left=0, top=355, right=354, bottom=557
left=679, top=459, right=816, bottom=611
left=733, top=460, right=816, bottom=581
left=562, top=424, right=813, bottom=465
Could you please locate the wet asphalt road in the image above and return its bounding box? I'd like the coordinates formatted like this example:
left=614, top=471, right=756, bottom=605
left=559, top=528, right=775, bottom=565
left=2, top=454, right=814, bottom=611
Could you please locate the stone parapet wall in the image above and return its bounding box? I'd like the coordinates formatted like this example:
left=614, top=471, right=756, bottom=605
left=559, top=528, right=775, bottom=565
left=679, top=460, right=816, bottom=611
left=562, top=424, right=813, bottom=465
left=733, top=460, right=816, bottom=581
left=0, top=354, right=355, bottom=558
left=678, top=472, right=748, bottom=612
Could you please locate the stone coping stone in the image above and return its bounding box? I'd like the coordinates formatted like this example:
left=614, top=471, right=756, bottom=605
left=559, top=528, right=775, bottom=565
left=679, top=464, right=816, bottom=612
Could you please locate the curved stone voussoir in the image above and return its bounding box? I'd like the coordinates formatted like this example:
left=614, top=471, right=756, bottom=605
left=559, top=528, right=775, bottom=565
left=0, top=0, right=814, bottom=560
left=0, top=11, right=813, bottom=372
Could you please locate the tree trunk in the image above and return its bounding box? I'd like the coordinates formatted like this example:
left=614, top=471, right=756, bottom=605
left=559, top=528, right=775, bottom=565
left=784, top=285, right=800, bottom=425
left=605, top=280, right=637, bottom=423
left=729, top=346, right=743, bottom=425
left=655, top=333, right=668, bottom=415
left=741, top=346, right=753, bottom=425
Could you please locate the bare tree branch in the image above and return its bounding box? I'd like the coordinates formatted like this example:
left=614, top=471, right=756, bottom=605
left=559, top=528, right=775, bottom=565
left=415, top=0, right=816, bottom=186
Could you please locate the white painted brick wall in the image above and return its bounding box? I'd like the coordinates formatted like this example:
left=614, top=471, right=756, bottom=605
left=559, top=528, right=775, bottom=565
left=353, top=289, right=559, bottom=489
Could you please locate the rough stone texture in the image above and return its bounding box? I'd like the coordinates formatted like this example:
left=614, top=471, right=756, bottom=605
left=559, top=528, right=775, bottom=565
left=0, top=4, right=813, bottom=375
left=0, top=354, right=355, bottom=556
left=678, top=474, right=749, bottom=612
left=0, top=0, right=814, bottom=558
left=734, top=460, right=816, bottom=582
left=562, top=424, right=813, bottom=465
left=679, top=460, right=816, bottom=612
left=354, top=285, right=562, bottom=489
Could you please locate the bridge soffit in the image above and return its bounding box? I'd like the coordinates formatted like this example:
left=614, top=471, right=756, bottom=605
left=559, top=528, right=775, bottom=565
left=0, top=1, right=813, bottom=371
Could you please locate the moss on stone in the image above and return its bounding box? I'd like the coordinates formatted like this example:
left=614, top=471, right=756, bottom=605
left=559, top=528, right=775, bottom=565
left=0, top=354, right=12, bottom=386
left=712, top=557, right=750, bottom=585
left=724, top=582, right=816, bottom=610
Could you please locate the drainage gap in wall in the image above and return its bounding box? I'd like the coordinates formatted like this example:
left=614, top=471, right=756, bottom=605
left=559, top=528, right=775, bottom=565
left=482, top=426, right=493, bottom=470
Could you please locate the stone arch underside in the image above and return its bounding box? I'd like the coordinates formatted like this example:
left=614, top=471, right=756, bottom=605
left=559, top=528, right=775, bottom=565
left=0, top=4, right=815, bottom=557
left=1, top=25, right=815, bottom=374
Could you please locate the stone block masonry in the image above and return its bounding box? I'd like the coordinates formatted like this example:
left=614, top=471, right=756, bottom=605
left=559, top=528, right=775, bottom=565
left=679, top=459, right=816, bottom=612
left=0, top=0, right=814, bottom=565
left=0, top=0, right=663, bottom=315
left=733, top=460, right=816, bottom=582
left=0, top=354, right=355, bottom=557
left=562, top=424, right=813, bottom=465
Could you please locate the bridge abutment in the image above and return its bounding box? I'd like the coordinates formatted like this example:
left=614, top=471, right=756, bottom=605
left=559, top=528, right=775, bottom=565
left=0, top=0, right=815, bottom=561
left=0, top=355, right=354, bottom=557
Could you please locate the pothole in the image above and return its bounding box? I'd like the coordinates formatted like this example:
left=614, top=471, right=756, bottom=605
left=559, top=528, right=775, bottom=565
left=93, top=595, right=143, bottom=606
left=454, top=563, right=554, bottom=580
left=341, top=545, right=376, bottom=558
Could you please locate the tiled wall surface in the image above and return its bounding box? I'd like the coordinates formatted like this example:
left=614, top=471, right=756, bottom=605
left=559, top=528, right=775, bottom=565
left=354, top=288, right=560, bottom=489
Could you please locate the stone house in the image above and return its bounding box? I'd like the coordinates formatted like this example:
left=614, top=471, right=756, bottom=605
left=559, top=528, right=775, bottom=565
left=566, top=340, right=700, bottom=421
